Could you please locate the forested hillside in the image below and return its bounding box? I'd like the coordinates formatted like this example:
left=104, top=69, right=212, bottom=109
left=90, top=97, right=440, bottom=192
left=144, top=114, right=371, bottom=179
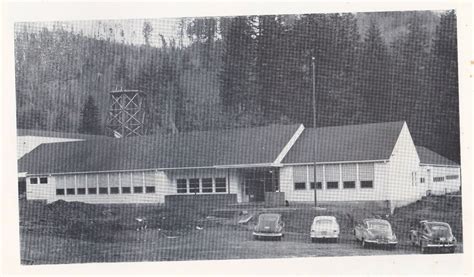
left=14, top=11, right=460, bottom=162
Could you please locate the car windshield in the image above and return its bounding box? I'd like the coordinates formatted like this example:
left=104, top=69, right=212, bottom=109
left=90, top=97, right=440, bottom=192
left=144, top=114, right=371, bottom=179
left=259, top=214, right=279, bottom=223
left=427, top=224, right=452, bottom=237
left=367, top=222, right=391, bottom=231
left=315, top=219, right=335, bottom=225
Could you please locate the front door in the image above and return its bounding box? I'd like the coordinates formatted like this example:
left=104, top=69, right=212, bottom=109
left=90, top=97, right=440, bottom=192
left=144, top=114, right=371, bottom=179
left=243, top=168, right=279, bottom=202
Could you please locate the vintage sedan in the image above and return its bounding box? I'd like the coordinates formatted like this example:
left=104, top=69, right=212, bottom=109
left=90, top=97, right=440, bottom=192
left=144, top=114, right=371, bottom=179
left=253, top=213, right=284, bottom=240
left=310, top=216, right=340, bottom=243
left=354, top=219, right=398, bottom=249
left=409, top=220, right=456, bottom=254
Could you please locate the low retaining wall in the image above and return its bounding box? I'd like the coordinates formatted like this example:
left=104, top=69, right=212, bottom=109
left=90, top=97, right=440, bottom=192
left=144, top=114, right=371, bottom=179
left=165, top=194, right=237, bottom=208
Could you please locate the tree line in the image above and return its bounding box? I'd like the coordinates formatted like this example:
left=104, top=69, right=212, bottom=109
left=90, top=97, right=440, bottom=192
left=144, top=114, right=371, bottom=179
left=14, top=11, right=459, bottom=162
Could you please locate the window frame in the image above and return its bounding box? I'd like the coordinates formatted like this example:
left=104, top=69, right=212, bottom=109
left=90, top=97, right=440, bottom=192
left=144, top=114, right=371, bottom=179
left=121, top=187, right=131, bottom=194
left=326, top=181, right=339, bottom=189
left=77, top=188, right=86, bottom=195
left=110, top=187, right=120, bottom=194
left=215, top=178, right=227, bottom=193
left=88, top=187, right=97, bottom=194
left=360, top=180, right=374, bottom=189
left=56, top=188, right=65, bottom=195
left=145, top=186, right=155, bottom=193
left=39, top=177, right=48, bottom=184
left=189, top=178, right=200, bottom=193
left=177, top=179, right=187, bottom=194
left=294, top=182, right=306, bottom=190
left=343, top=181, right=356, bottom=189
left=133, top=186, right=144, bottom=193
left=99, top=187, right=108, bottom=194
left=66, top=188, right=75, bottom=195
left=30, top=178, right=38, bottom=184
left=310, top=182, right=322, bottom=190
left=201, top=178, right=213, bottom=193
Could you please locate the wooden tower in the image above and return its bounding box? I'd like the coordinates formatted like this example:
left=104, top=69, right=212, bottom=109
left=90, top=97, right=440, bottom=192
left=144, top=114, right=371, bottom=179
left=106, top=89, right=147, bottom=138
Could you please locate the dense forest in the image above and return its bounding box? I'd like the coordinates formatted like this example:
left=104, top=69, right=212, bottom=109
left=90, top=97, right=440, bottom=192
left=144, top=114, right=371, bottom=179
left=14, top=11, right=460, bottom=162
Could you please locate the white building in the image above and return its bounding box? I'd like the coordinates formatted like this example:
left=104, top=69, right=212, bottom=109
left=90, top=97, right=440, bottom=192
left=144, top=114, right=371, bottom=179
left=18, top=121, right=461, bottom=208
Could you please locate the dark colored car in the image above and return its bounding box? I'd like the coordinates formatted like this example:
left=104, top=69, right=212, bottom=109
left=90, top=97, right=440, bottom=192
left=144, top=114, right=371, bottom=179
left=253, top=213, right=284, bottom=240
left=354, top=219, right=397, bottom=249
left=409, top=220, right=456, bottom=254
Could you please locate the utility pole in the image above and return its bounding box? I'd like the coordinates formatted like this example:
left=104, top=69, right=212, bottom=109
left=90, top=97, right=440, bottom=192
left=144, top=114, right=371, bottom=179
left=312, top=56, right=318, bottom=207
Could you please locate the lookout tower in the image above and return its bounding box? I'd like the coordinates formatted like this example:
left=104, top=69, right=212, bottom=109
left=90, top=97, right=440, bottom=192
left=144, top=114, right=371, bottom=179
left=106, top=89, right=147, bottom=138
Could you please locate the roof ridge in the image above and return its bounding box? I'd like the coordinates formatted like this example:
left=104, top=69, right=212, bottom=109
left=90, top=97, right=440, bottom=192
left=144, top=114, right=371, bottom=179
left=304, top=120, right=406, bottom=131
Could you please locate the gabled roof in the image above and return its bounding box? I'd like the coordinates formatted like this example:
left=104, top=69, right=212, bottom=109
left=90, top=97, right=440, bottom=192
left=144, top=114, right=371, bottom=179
left=282, top=121, right=405, bottom=164
left=416, top=146, right=459, bottom=166
left=18, top=124, right=301, bottom=175
left=17, top=129, right=105, bottom=140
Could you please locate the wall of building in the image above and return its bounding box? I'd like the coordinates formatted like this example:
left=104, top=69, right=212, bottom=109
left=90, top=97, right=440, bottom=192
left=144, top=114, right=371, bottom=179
left=385, top=123, right=421, bottom=208
left=26, top=168, right=245, bottom=204
left=166, top=168, right=243, bottom=202
left=27, top=170, right=172, bottom=204
left=416, top=166, right=461, bottom=195
left=279, top=161, right=389, bottom=202
left=17, top=136, right=83, bottom=160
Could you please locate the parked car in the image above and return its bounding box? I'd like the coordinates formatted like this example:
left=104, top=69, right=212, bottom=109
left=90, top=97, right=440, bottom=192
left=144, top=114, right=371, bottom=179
left=253, top=213, right=284, bottom=240
left=310, top=216, right=340, bottom=243
left=409, top=220, right=456, bottom=254
left=354, top=218, right=397, bottom=249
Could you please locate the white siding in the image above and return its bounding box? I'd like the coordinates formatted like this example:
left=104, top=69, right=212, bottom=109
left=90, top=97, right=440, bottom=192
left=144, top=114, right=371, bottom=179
left=386, top=122, right=421, bottom=208
left=417, top=165, right=461, bottom=195
left=26, top=176, right=56, bottom=202
left=280, top=162, right=389, bottom=202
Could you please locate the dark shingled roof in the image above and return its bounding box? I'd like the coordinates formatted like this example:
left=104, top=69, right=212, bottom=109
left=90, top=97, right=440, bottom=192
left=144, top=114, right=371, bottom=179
left=17, top=129, right=105, bottom=140
left=416, top=146, right=459, bottom=166
left=18, top=124, right=301, bottom=174
left=282, top=121, right=405, bottom=164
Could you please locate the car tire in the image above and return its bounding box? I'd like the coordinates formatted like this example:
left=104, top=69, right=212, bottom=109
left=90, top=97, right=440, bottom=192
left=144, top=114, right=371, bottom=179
left=277, top=236, right=282, bottom=241
left=362, top=239, right=367, bottom=248
left=311, top=238, right=316, bottom=243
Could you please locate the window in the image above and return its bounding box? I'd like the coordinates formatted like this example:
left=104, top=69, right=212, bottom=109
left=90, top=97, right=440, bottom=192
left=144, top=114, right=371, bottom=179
left=122, top=187, right=131, bottom=194
left=326, top=182, right=339, bottom=189
left=202, top=178, right=213, bottom=193
left=446, top=175, right=459, bottom=180
left=433, top=177, right=445, bottom=182
left=66, top=188, right=75, bottom=195
left=177, top=179, right=187, bottom=193
left=88, top=188, right=97, bottom=194
left=110, top=187, right=120, bottom=194
left=360, top=181, right=373, bottom=188
left=134, top=186, right=143, bottom=193
left=99, top=187, right=108, bottom=194
left=215, top=178, right=227, bottom=192
left=30, top=178, right=38, bottom=184
left=77, top=188, right=86, bottom=195
left=146, top=186, right=155, bottom=193
left=189, top=178, right=200, bottom=193
left=56, top=189, right=65, bottom=195
left=420, top=177, right=425, bottom=183
left=294, top=182, right=306, bottom=190
left=40, top=177, right=48, bottom=184
left=343, top=181, right=356, bottom=189
left=310, top=182, right=322, bottom=190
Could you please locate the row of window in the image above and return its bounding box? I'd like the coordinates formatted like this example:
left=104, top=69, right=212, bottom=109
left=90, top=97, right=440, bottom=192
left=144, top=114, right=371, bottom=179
left=177, top=178, right=227, bottom=194
left=56, top=186, right=156, bottom=196
left=294, top=180, right=373, bottom=191
left=30, top=177, right=48, bottom=184
left=430, top=174, right=459, bottom=183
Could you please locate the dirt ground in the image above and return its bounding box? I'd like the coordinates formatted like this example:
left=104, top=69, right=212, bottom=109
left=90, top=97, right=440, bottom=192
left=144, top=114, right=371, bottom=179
left=19, top=195, right=463, bottom=265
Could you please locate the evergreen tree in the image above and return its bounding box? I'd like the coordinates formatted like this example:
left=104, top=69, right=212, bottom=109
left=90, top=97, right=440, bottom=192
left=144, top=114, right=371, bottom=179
left=357, top=20, right=392, bottom=122
left=430, top=10, right=459, bottom=162
left=78, top=95, right=101, bottom=134
left=219, top=16, right=256, bottom=114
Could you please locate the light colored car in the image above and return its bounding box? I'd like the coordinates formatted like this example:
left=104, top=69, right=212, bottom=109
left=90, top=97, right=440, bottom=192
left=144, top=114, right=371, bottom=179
left=409, top=220, right=456, bottom=254
left=253, top=213, right=284, bottom=241
left=310, top=216, right=340, bottom=243
left=354, top=218, right=397, bottom=249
